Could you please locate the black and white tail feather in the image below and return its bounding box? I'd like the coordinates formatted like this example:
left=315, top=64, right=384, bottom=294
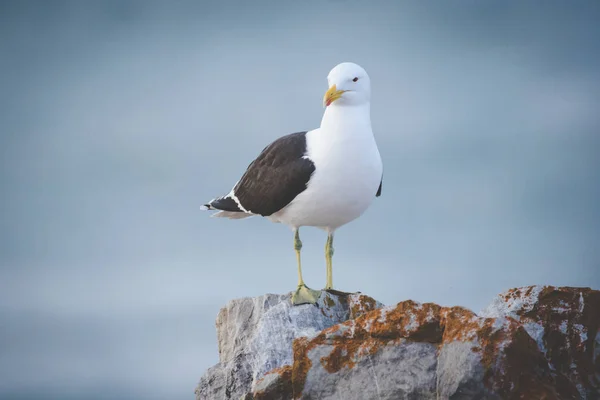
left=201, top=191, right=254, bottom=219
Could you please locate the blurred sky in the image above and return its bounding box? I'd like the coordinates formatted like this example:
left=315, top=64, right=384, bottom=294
left=1, top=1, right=599, bottom=399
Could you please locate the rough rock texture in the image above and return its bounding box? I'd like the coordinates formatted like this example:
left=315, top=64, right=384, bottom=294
left=195, top=290, right=382, bottom=400
left=196, top=286, right=600, bottom=400
left=481, top=286, right=600, bottom=399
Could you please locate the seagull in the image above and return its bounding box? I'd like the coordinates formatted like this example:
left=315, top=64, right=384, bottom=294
left=201, top=62, right=383, bottom=305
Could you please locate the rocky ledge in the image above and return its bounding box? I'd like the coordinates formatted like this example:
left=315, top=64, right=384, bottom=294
left=195, top=286, right=599, bottom=399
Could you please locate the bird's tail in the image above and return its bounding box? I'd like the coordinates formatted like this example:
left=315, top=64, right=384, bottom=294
left=200, top=195, right=253, bottom=219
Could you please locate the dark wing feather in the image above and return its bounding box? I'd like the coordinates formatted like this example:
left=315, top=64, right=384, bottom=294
left=376, top=178, right=382, bottom=197
left=233, top=131, right=315, bottom=216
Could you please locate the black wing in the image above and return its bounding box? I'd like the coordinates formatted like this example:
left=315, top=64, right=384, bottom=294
left=376, top=178, right=382, bottom=197
left=210, top=131, right=315, bottom=216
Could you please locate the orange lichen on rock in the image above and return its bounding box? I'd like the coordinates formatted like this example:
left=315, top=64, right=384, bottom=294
left=349, top=294, right=379, bottom=319
left=440, top=306, right=479, bottom=343
left=516, top=286, right=600, bottom=397
left=317, top=302, right=445, bottom=374
left=363, top=301, right=441, bottom=340
left=291, top=298, right=581, bottom=398
left=290, top=337, right=312, bottom=399
left=252, top=365, right=293, bottom=400
left=479, top=285, right=600, bottom=398
left=262, top=365, right=292, bottom=380
left=494, top=326, right=562, bottom=399
left=253, top=286, right=600, bottom=399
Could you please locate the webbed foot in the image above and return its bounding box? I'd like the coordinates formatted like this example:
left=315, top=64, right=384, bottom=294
left=291, top=284, right=321, bottom=305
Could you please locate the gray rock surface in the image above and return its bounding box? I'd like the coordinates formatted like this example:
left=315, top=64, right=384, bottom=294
left=195, top=290, right=382, bottom=400
left=302, top=340, right=438, bottom=400
left=436, top=341, right=491, bottom=400
left=196, top=286, right=600, bottom=400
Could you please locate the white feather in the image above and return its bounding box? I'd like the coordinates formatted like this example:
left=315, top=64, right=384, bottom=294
left=211, top=211, right=254, bottom=219
left=268, top=97, right=382, bottom=232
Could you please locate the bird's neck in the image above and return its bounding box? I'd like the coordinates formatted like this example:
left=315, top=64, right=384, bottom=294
left=320, top=103, right=372, bottom=133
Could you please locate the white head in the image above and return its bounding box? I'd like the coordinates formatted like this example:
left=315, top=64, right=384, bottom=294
left=323, top=62, right=371, bottom=107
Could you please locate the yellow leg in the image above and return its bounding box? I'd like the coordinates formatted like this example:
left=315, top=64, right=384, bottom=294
left=325, top=233, right=334, bottom=290
left=291, top=229, right=320, bottom=305
left=295, top=229, right=304, bottom=286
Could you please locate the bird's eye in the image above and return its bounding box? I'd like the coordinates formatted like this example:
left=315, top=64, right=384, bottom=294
left=352, top=77, right=359, bottom=82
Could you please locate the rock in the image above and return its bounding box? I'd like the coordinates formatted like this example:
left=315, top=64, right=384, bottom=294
left=195, top=286, right=600, bottom=400
left=251, top=366, right=293, bottom=400
left=481, top=286, right=600, bottom=398
left=195, top=290, right=383, bottom=400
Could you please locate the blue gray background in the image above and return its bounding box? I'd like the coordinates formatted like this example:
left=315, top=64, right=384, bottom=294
left=1, top=1, right=599, bottom=399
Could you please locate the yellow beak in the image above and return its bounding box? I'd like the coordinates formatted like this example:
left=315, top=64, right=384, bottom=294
left=323, top=84, right=345, bottom=107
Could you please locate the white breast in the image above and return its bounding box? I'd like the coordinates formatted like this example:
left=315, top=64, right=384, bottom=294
left=270, top=104, right=383, bottom=231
